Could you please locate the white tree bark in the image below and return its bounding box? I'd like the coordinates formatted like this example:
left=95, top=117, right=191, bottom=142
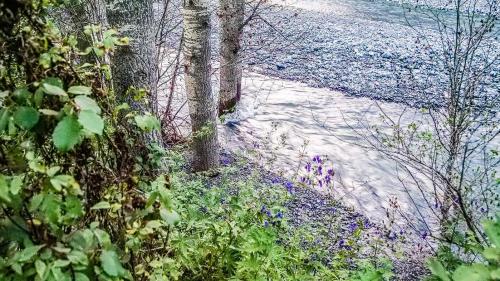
left=106, top=0, right=158, bottom=113
left=218, top=0, right=244, bottom=115
left=183, top=0, right=220, bottom=172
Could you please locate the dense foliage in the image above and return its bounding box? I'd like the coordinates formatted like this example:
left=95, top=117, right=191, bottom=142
left=0, top=1, right=385, bottom=280
left=1, top=1, right=498, bottom=281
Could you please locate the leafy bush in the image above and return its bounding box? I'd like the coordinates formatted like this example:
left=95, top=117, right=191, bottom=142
left=0, top=1, right=397, bottom=281
left=428, top=215, right=500, bottom=281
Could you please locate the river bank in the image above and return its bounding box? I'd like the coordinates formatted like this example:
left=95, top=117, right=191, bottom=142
left=209, top=151, right=431, bottom=280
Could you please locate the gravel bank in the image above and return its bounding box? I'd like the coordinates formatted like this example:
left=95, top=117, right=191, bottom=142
left=243, top=0, right=500, bottom=108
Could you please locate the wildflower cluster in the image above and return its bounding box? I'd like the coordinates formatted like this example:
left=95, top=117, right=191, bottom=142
left=299, top=155, right=335, bottom=190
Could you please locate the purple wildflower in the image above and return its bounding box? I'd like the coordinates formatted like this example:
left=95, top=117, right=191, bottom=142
left=271, top=177, right=280, bottom=184
left=327, top=168, right=334, bottom=176
left=348, top=222, right=358, bottom=233
left=275, top=211, right=283, bottom=219
left=312, top=155, right=322, bottom=163
left=305, top=162, right=312, bottom=172
left=388, top=231, right=398, bottom=241
left=325, top=175, right=331, bottom=184
left=317, top=166, right=323, bottom=175
left=284, top=181, right=294, bottom=193
left=318, top=180, right=323, bottom=188
left=264, top=221, right=269, bottom=227
left=363, top=218, right=371, bottom=229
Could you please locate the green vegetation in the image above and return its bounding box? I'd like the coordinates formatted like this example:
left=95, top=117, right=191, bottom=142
left=1, top=1, right=498, bottom=280
left=0, top=1, right=388, bottom=280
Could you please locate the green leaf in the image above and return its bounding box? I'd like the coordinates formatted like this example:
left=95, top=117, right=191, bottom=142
left=65, top=196, right=84, bottom=219
left=67, top=250, right=88, bottom=265
left=483, top=246, right=500, bottom=261
left=50, top=175, right=78, bottom=192
left=78, top=110, right=104, bottom=135
left=43, top=83, right=67, bottom=97
left=100, top=250, right=126, bottom=277
left=35, top=259, right=47, bottom=279
left=0, top=175, right=11, bottom=203
left=53, top=259, right=71, bottom=268
left=103, top=37, right=114, bottom=49
left=452, top=264, right=490, bottom=281
left=484, top=219, right=500, bottom=248
left=13, top=106, right=40, bottom=129
left=160, top=208, right=180, bottom=226
left=491, top=268, right=500, bottom=279
left=52, top=116, right=82, bottom=152
left=428, top=258, right=450, bottom=281
left=39, top=53, right=51, bottom=68
left=74, top=95, right=101, bottom=114
left=0, top=108, right=10, bottom=132
left=134, top=114, right=160, bottom=132
left=39, top=109, right=60, bottom=116
left=10, top=175, right=23, bottom=195
left=91, top=201, right=111, bottom=210
left=13, top=88, right=31, bottom=102
left=17, top=245, right=45, bottom=262
left=68, top=86, right=91, bottom=96
left=75, top=273, right=90, bottom=281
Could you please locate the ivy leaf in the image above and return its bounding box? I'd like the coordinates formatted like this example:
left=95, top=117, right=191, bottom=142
left=53, top=116, right=82, bottom=152
left=91, top=201, right=111, bottom=210
left=427, top=258, right=450, bottom=281
left=78, top=110, right=104, bottom=135
left=43, top=83, right=67, bottom=97
left=100, top=250, right=126, bottom=277
left=13, top=106, right=40, bottom=129
left=68, top=86, right=91, bottom=96
left=75, top=95, right=101, bottom=114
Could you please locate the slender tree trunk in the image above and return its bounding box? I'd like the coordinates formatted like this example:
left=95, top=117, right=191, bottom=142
left=105, top=0, right=158, bottom=114
left=183, top=0, right=220, bottom=172
left=218, top=0, right=244, bottom=115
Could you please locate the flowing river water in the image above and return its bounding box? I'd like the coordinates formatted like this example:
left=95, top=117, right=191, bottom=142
left=161, top=0, right=498, bottom=228
left=220, top=73, right=427, bottom=223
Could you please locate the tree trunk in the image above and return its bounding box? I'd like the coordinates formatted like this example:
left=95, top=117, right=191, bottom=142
left=183, top=0, right=220, bottom=172
left=65, top=0, right=109, bottom=60
left=218, top=0, right=244, bottom=116
left=106, top=0, right=158, bottom=114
